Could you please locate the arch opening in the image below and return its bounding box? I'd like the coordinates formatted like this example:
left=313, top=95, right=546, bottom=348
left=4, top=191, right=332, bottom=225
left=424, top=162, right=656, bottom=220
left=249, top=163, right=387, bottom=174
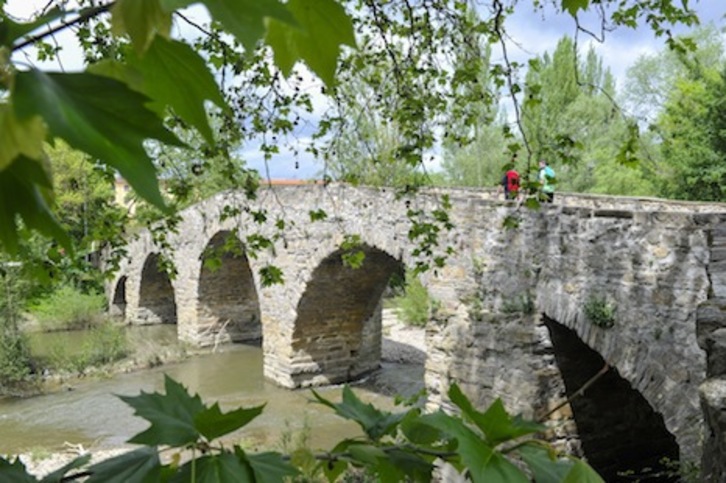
left=292, top=245, right=404, bottom=386
left=198, top=231, right=260, bottom=346
left=543, top=315, right=679, bottom=482
left=110, top=275, right=127, bottom=319
left=138, top=253, right=177, bottom=325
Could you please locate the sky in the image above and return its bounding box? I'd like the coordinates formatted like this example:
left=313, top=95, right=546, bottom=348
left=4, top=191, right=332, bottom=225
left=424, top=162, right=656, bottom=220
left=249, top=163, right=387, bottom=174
left=5, top=0, right=726, bottom=181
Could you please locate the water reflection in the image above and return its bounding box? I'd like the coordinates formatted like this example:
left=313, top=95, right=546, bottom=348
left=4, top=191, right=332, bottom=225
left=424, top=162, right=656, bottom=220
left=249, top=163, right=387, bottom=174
left=1, top=326, right=424, bottom=454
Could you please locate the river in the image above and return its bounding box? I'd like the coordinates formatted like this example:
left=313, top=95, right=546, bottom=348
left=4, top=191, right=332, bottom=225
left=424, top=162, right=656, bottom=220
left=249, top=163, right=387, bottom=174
left=0, top=325, right=425, bottom=455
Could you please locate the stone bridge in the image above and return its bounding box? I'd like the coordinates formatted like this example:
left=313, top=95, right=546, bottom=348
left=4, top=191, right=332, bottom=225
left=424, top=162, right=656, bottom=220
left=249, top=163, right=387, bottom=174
left=108, top=184, right=726, bottom=480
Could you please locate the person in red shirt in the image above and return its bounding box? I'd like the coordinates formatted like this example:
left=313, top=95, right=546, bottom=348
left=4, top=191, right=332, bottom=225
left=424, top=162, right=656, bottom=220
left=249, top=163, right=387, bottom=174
left=501, top=169, right=520, bottom=200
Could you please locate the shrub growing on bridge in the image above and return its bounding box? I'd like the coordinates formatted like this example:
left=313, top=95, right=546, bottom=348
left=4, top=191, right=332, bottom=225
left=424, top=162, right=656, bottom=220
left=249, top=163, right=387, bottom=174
left=584, top=296, right=616, bottom=329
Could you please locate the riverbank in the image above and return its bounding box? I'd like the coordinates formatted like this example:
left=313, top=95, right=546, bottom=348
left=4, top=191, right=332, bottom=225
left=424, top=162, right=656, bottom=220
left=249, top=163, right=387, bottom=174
left=12, top=310, right=426, bottom=478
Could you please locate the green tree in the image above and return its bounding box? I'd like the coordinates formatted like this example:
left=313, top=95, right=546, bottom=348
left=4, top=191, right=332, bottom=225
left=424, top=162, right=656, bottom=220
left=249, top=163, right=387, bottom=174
left=320, top=76, right=429, bottom=187
left=658, top=69, right=726, bottom=200
left=622, top=24, right=726, bottom=127
left=625, top=26, right=726, bottom=201
left=520, top=37, right=654, bottom=196
left=440, top=27, right=511, bottom=188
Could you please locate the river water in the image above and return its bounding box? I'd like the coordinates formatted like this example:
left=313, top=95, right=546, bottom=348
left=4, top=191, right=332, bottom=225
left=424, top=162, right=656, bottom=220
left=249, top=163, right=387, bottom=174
left=0, top=326, right=424, bottom=455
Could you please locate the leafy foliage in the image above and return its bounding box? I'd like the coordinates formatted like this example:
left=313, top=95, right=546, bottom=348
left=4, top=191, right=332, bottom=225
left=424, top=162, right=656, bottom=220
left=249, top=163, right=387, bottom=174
left=584, top=295, right=616, bottom=329
left=391, top=272, right=432, bottom=327
left=0, top=376, right=603, bottom=482
left=0, top=0, right=356, bottom=256
left=28, top=284, right=105, bottom=331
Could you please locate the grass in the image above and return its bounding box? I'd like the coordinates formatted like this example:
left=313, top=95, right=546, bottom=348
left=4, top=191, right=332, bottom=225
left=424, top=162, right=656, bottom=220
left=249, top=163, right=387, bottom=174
left=39, top=320, right=129, bottom=374
left=28, top=285, right=106, bottom=331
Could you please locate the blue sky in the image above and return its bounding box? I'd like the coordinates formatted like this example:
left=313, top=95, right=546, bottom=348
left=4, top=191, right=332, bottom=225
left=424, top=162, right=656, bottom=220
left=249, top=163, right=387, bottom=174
left=6, top=0, right=726, bottom=180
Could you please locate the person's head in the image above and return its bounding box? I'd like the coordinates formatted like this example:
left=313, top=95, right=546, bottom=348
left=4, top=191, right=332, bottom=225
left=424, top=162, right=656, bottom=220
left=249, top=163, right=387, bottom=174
left=539, top=159, right=547, bottom=168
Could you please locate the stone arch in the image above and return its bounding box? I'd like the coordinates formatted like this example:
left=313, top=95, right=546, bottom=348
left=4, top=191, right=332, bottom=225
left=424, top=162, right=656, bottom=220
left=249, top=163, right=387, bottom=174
left=543, top=315, right=679, bottom=481
left=138, top=253, right=177, bottom=324
left=290, top=244, right=404, bottom=387
left=110, top=275, right=127, bottom=319
left=197, top=231, right=261, bottom=345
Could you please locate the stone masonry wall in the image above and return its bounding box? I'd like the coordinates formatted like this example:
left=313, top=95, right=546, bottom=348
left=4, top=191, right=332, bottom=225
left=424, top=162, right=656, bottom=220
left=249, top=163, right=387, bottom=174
left=109, top=185, right=726, bottom=473
left=696, top=217, right=726, bottom=481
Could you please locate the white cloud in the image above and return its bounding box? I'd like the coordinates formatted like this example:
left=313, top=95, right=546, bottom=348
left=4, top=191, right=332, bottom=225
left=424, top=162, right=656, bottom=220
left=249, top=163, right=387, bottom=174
left=501, top=0, right=726, bottom=89
left=240, top=136, right=323, bottom=181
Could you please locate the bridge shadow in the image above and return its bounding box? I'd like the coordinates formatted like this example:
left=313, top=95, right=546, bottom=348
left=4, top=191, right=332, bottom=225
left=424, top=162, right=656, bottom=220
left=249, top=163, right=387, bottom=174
left=381, top=339, right=426, bottom=364
left=543, top=315, right=679, bottom=482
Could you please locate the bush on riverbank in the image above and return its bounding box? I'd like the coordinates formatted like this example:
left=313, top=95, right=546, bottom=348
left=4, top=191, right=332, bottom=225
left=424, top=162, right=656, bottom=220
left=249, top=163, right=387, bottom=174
left=0, top=327, right=32, bottom=390
left=391, top=273, right=432, bottom=327
left=28, top=285, right=106, bottom=331
left=39, top=321, right=129, bottom=374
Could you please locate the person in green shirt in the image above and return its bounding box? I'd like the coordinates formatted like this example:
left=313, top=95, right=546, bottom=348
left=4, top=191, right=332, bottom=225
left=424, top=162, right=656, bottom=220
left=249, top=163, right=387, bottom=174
left=538, top=159, right=555, bottom=203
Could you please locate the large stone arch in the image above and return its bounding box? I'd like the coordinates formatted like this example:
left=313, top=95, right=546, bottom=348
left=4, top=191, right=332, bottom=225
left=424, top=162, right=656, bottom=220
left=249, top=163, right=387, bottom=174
left=137, top=253, right=177, bottom=324
left=197, top=230, right=261, bottom=345
left=288, top=243, right=404, bottom=387
left=535, top=209, right=708, bottom=464
left=110, top=275, right=127, bottom=319
left=543, top=315, right=679, bottom=481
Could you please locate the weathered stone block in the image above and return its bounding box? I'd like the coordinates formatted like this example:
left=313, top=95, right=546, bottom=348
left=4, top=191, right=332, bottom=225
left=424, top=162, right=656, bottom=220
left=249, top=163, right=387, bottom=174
left=699, top=377, right=726, bottom=482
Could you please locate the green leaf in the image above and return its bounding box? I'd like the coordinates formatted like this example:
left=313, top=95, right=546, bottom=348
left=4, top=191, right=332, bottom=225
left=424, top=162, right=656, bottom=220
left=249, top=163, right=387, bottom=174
left=418, top=411, right=492, bottom=478
left=259, top=264, right=284, bottom=286
left=120, top=375, right=205, bottom=446
left=0, top=456, right=36, bottom=483
left=0, top=155, right=71, bottom=253
left=348, top=444, right=388, bottom=465
left=418, top=411, right=529, bottom=483
left=111, top=0, right=172, bottom=54
left=172, top=452, right=252, bottom=483
left=400, top=411, right=442, bottom=445
left=159, top=0, right=195, bottom=10
left=562, top=459, right=605, bottom=483
left=477, top=452, right=531, bottom=483
left=518, top=443, right=574, bottom=483
left=13, top=69, right=181, bottom=211
left=194, top=402, right=265, bottom=441
left=86, top=60, right=145, bottom=93
left=386, top=448, right=434, bottom=482
left=311, top=386, right=406, bottom=441
left=0, top=103, right=46, bottom=170
left=309, top=208, right=328, bottom=221
left=448, top=384, right=544, bottom=446
left=131, top=37, right=229, bottom=145
left=561, top=0, right=589, bottom=17
left=246, top=452, right=300, bottom=483
left=321, top=440, right=354, bottom=482
left=346, top=445, right=411, bottom=483
left=85, top=447, right=161, bottom=483
left=341, top=249, right=365, bottom=269
left=201, top=0, right=296, bottom=52
left=266, top=0, right=356, bottom=87
left=40, top=454, right=91, bottom=483
left=0, top=7, right=62, bottom=48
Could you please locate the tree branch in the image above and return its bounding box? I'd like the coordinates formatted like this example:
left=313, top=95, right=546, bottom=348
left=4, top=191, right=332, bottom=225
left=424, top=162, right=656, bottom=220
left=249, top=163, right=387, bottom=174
left=12, top=3, right=114, bottom=53
left=538, top=362, right=610, bottom=423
